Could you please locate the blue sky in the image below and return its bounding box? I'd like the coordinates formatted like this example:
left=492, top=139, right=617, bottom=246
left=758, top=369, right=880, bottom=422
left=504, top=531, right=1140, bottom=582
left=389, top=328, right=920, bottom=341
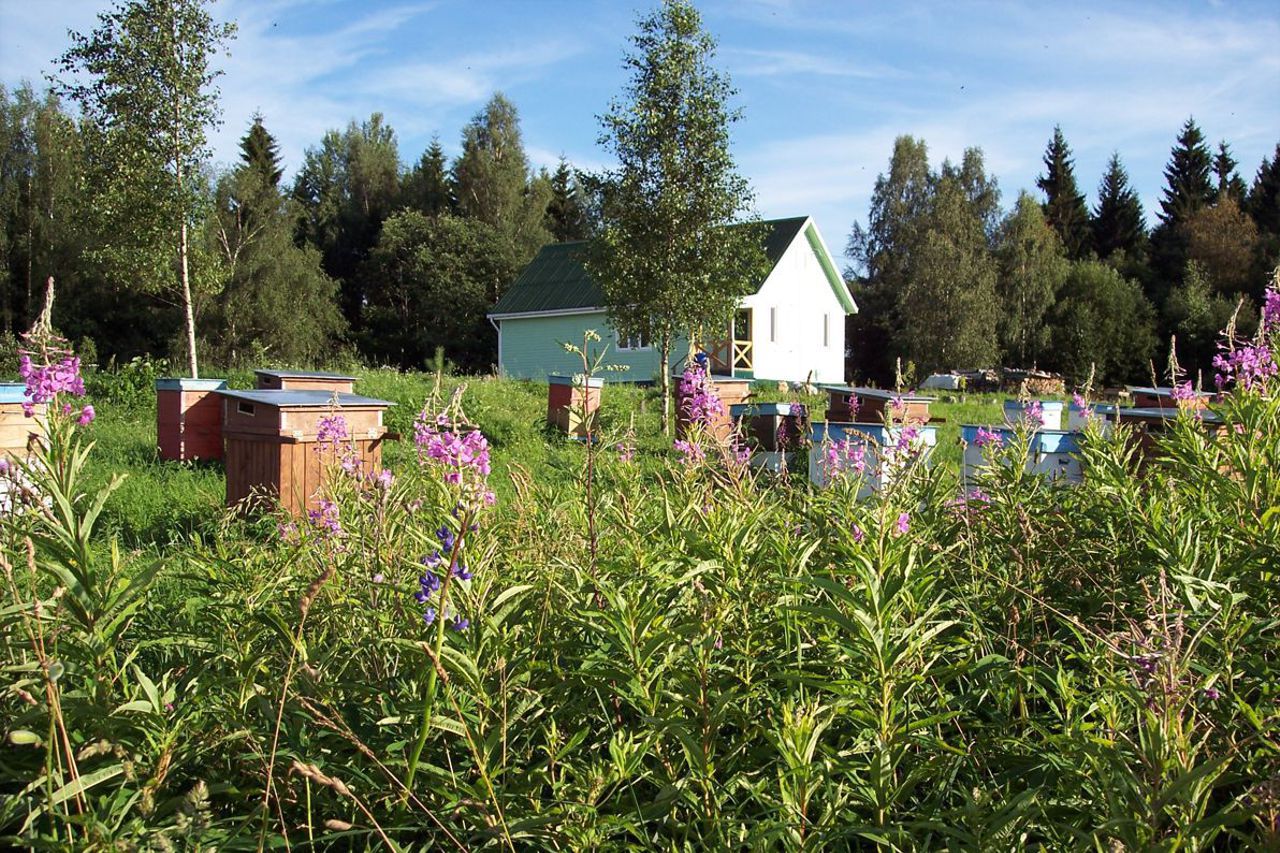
left=3, top=0, right=1278, bottom=264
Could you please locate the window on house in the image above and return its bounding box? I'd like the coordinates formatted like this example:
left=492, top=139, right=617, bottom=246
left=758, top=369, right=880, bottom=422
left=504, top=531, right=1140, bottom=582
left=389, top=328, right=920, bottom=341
left=823, top=313, right=830, bottom=348
left=617, top=329, right=649, bottom=351
left=770, top=307, right=777, bottom=343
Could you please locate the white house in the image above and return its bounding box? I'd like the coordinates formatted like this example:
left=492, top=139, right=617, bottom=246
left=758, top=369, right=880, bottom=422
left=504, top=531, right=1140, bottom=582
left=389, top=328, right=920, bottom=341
left=488, top=216, right=857, bottom=384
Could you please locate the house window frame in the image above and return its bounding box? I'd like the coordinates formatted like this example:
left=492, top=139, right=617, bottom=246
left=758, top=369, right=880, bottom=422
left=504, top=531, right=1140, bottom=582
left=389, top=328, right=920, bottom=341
left=617, top=329, right=651, bottom=351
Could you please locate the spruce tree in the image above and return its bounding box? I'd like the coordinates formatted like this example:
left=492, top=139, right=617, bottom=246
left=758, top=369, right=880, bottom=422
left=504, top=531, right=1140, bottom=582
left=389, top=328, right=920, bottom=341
left=545, top=157, right=590, bottom=242
left=1211, top=141, right=1247, bottom=203
left=402, top=137, right=452, bottom=217
left=1091, top=153, right=1146, bottom=260
left=1157, top=118, right=1214, bottom=227
left=1035, top=126, right=1091, bottom=259
left=1247, top=143, right=1280, bottom=238
left=240, top=112, right=283, bottom=189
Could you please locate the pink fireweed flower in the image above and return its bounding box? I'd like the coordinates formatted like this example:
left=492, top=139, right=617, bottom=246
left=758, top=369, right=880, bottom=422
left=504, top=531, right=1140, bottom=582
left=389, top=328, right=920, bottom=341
left=316, top=413, right=350, bottom=452
left=17, top=337, right=88, bottom=420
left=974, top=427, right=1004, bottom=448
left=414, top=407, right=495, bottom=509
left=1023, top=400, right=1045, bottom=427
left=76, top=405, right=95, bottom=426
left=307, top=500, right=342, bottom=538
left=1213, top=342, right=1277, bottom=392
left=1170, top=381, right=1196, bottom=403
left=851, top=523, right=865, bottom=543
left=673, top=439, right=706, bottom=464
left=614, top=441, right=635, bottom=463
left=824, top=438, right=867, bottom=479
left=1264, top=287, right=1280, bottom=332
left=894, top=512, right=910, bottom=536
left=678, top=362, right=725, bottom=427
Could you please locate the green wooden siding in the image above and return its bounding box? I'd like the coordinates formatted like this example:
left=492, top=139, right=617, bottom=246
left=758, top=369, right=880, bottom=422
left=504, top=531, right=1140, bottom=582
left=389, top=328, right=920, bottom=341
left=499, top=312, right=683, bottom=382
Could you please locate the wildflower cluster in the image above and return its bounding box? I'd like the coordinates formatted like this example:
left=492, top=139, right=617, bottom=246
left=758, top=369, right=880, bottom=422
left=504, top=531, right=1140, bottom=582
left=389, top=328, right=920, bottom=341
left=18, top=335, right=92, bottom=424
left=413, top=524, right=470, bottom=630
left=1071, top=392, right=1093, bottom=420
left=974, top=426, right=1004, bottom=449
left=307, top=499, right=342, bottom=538
left=1212, top=283, right=1280, bottom=393
left=678, top=360, right=724, bottom=427
left=823, top=438, right=867, bottom=480
left=1023, top=400, right=1045, bottom=428
left=673, top=439, right=706, bottom=465
left=414, top=407, right=494, bottom=509
left=1170, top=381, right=1197, bottom=404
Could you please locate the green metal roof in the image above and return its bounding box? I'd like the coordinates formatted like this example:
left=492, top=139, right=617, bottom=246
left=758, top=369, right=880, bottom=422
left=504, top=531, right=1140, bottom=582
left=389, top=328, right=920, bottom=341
left=490, top=216, right=852, bottom=318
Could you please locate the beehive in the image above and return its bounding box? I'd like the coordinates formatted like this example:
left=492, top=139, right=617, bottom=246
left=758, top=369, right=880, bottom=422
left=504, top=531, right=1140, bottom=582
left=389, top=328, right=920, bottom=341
left=220, top=389, right=392, bottom=516
left=1115, top=406, right=1224, bottom=462
left=821, top=386, right=934, bottom=424
left=1125, top=386, right=1213, bottom=411
left=547, top=375, right=603, bottom=437
left=675, top=376, right=752, bottom=441
left=156, top=378, right=226, bottom=461
left=961, top=425, right=1083, bottom=484
left=730, top=402, right=809, bottom=452
left=0, top=383, right=44, bottom=460
left=809, top=421, right=938, bottom=495
left=255, top=369, right=357, bottom=394
left=1002, top=400, right=1064, bottom=430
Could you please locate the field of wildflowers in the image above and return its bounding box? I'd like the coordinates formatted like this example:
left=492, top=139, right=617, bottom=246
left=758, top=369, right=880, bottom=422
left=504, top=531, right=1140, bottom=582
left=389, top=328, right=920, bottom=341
left=3, top=285, right=1280, bottom=849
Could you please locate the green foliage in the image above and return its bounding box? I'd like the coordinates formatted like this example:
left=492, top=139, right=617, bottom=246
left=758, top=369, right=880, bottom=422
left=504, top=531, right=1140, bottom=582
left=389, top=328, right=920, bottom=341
left=545, top=157, right=591, bottom=242
left=996, top=192, right=1068, bottom=366
left=1047, top=259, right=1158, bottom=383
left=360, top=210, right=513, bottom=371
left=202, top=118, right=345, bottom=367
left=587, top=0, right=768, bottom=430
left=1165, top=260, right=1255, bottom=380
left=1036, top=126, right=1091, bottom=259
left=401, top=136, right=453, bottom=217
left=57, top=0, right=236, bottom=378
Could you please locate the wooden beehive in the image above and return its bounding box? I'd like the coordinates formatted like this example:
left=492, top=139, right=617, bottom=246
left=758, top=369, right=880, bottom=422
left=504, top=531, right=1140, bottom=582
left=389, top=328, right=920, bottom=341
left=1115, top=406, right=1225, bottom=463
left=822, top=386, right=934, bottom=424
left=255, top=369, right=358, bottom=394
left=0, top=383, right=45, bottom=460
left=156, top=378, right=226, bottom=461
left=730, top=402, right=809, bottom=452
left=675, top=376, right=752, bottom=441
left=1126, top=386, right=1213, bottom=411
left=220, top=390, right=392, bottom=516
left=960, top=424, right=1083, bottom=485
left=547, top=375, right=603, bottom=437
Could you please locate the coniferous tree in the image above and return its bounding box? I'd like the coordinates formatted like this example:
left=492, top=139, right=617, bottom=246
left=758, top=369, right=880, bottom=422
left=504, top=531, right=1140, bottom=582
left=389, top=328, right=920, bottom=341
left=545, top=157, right=590, bottom=242
left=1035, top=126, right=1091, bottom=259
left=1091, top=153, right=1146, bottom=261
left=205, top=118, right=344, bottom=365
left=1247, top=144, right=1280, bottom=238
left=1211, top=141, right=1248, bottom=203
left=401, top=137, right=453, bottom=217
left=1150, top=118, right=1216, bottom=309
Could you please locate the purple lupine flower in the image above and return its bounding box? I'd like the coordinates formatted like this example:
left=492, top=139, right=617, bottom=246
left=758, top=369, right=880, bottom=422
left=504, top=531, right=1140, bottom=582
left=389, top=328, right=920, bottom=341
left=422, top=607, right=437, bottom=626
left=450, top=560, right=472, bottom=581
left=449, top=617, right=469, bottom=632
left=436, top=525, right=457, bottom=552
left=894, top=512, right=910, bottom=536
left=415, top=572, right=441, bottom=603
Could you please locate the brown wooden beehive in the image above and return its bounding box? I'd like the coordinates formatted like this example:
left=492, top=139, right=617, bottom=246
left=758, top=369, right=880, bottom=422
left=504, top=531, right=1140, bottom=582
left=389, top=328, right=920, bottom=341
left=1115, top=406, right=1225, bottom=463
left=220, top=389, right=392, bottom=516
left=1126, top=386, right=1213, bottom=411
left=822, top=386, right=934, bottom=424
left=675, top=376, right=752, bottom=441
left=156, top=378, right=226, bottom=461
left=254, top=369, right=358, bottom=394
left=547, top=375, right=604, bottom=437
left=0, top=383, right=45, bottom=460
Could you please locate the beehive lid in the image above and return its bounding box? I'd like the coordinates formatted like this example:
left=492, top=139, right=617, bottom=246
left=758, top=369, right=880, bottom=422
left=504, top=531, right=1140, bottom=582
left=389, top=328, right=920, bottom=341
left=218, top=389, right=392, bottom=409
left=1117, top=406, right=1222, bottom=423
left=1003, top=399, right=1064, bottom=410
left=821, top=385, right=934, bottom=403
left=1126, top=385, right=1214, bottom=399
left=254, top=369, right=359, bottom=381
left=0, top=383, right=26, bottom=404
left=156, top=377, right=227, bottom=391
left=548, top=374, right=605, bottom=388
left=813, top=421, right=937, bottom=442
left=731, top=402, right=806, bottom=417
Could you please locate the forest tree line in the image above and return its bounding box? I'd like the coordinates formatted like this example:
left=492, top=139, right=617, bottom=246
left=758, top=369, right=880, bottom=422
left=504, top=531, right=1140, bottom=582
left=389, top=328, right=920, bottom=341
left=2, top=7, right=1278, bottom=386
left=1, top=78, right=591, bottom=374
left=847, top=123, right=1280, bottom=386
